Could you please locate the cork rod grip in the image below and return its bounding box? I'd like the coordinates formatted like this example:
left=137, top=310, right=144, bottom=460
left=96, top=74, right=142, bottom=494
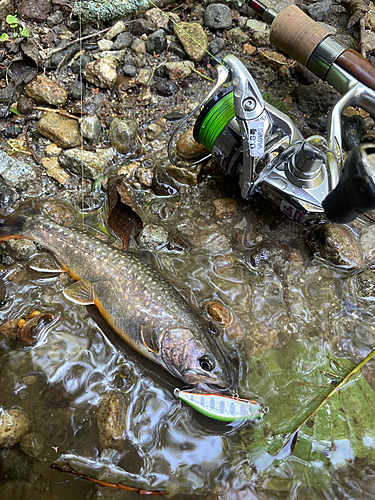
left=270, top=5, right=330, bottom=66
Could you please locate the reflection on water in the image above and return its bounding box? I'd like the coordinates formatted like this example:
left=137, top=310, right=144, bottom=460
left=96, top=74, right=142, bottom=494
left=1, top=183, right=375, bottom=499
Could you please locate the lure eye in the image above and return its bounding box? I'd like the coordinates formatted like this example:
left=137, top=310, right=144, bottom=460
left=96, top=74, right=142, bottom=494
left=199, top=357, right=214, bottom=372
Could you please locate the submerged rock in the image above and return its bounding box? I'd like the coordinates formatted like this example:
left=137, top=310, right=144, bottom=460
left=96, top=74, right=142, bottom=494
left=20, top=432, right=44, bottom=458
left=109, top=118, right=138, bottom=154
left=360, top=224, right=375, bottom=261
left=137, top=224, right=169, bottom=250
left=0, top=408, right=30, bottom=448
left=97, top=392, right=128, bottom=450
left=59, top=148, right=115, bottom=179
left=41, top=156, right=70, bottom=185
left=212, top=198, right=238, bottom=219
left=350, top=268, right=375, bottom=299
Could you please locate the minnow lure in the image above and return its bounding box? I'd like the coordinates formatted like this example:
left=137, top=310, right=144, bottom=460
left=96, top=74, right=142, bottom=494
left=174, top=389, right=266, bottom=422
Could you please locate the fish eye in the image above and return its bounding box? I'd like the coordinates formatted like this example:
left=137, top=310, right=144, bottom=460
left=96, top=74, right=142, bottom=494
left=199, top=357, right=214, bottom=372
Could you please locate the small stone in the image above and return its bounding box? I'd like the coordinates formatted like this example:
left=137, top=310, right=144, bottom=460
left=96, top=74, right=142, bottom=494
left=122, top=63, right=137, bottom=77
left=6, top=239, right=37, bottom=260
left=174, top=22, right=208, bottom=62
left=84, top=58, right=118, bottom=89
left=243, top=43, right=257, bottom=56
left=204, top=4, right=232, bottom=29
left=97, top=392, right=128, bottom=450
left=44, top=144, right=62, bottom=156
left=104, top=21, right=127, bottom=40
left=146, top=29, right=167, bottom=54
left=212, top=198, right=238, bottom=219
left=25, top=75, right=67, bottom=106
left=351, top=269, right=375, bottom=299
left=209, top=38, right=226, bottom=56
left=36, top=112, right=80, bottom=148
left=146, top=122, right=163, bottom=140
left=71, top=53, right=93, bottom=74
left=98, top=38, right=113, bottom=51
left=59, top=148, right=115, bottom=179
left=79, top=115, right=101, bottom=141
left=246, top=19, right=267, bottom=31
left=145, top=7, right=169, bottom=30
left=67, top=80, right=86, bottom=101
left=169, top=41, right=186, bottom=59
left=18, top=0, right=51, bottom=22
left=152, top=80, right=179, bottom=97
left=17, top=96, right=34, bottom=115
left=365, top=30, right=375, bottom=52
left=294, top=83, right=339, bottom=114
left=0, top=408, right=30, bottom=448
left=136, top=68, right=152, bottom=86
left=204, top=301, right=232, bottom=327
left=130, top=18, right=155, bottom=37
left=227, top=28, right=250, bottom=45
left=0, top=319, right=18, bottom=339
left=131, top=38, right=146, bottom=55
left=306, top=0, right=332, bottom=22
left=113, top=31, right=133, bottom=50
left=137, top=224, right=169, bottom=250
left=47, top=10, right=64, bottom=27
left=342, top=114, right=366, bottom=150
left=41, top=156, right=70, bottom=185
left=0, top=151, right=35, bottom=186
left=134, top=55, right=146, bottom=68
left=93, top=50, right=125, bottom=67
left=20, top=432, right=44, bottom=458
left=109, top=118, right=138, bottom=154
left=0, top=179, right=17, bottom=208
left=176, top=127, right=208, bottom=161
left=166, top=163, right=202, bottom=186
left=360, top=224, right=375, bottom=260
left=163, top=61, right=194, bottom=81
left=136, top=167, right=153, bottom=187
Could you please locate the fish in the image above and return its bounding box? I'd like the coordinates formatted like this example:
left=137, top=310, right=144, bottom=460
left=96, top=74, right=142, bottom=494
left=174, top=389, right=265, bottom=422
left=0, top=204, right=233, bottom=392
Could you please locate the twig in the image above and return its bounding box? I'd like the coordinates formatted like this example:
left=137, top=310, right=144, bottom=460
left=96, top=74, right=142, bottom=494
left=25, top=123, right=40, bottom=164
left=33, top=107, right=82, bottom=120
left=190, top=66, right=214, bottom=82
left=51, top=463, right=166, bottom=495
left=44, top=27, right=112, bottom=58
left=360, top=16, right=366, bottom=58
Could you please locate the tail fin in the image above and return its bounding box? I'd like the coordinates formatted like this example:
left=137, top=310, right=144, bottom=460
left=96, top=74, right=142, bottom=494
left=0, top=200, right=40, bottom=241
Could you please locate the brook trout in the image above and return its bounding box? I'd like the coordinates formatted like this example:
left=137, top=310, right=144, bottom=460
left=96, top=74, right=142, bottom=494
left=0, top=207, right=233, bottom=391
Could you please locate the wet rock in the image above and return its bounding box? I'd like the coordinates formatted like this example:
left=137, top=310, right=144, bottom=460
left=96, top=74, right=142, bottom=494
left=146, top=29, right=167, bottom=54
left=136, top=167, right=153, bottom=187
left=113, top=32, right=133, bottom=50
left=130, top=18, right=155, bottom=37
left=105, top=20, right=127, bottom=40
left=122, top=63, right=137, bottom=77
left=152, top=164, right=179, bottom=196
left=59, top=147, right=115, bottom=179
left=97, top=392, right=128, bottom=450
left=137, top=68, right=152, bottom=85
left=41, top=156, right=70, bottom=185
left=18, top=0, right=51, bottom=22
left=242, top=44, right=257, bottom=56
left=204, top=4, right=232, bottom=29
left=247, top=323, right=278, bottom=354
left=351, top=268, right=375, bottom=299
left=84, top=58, right=118, bottom=89
left=36, top=112, right=80, bottom=148
left=20, top=432, right=44, bottom=458
left=166, top=163, right=202, bottom=186
left=133, top=54, right=146, bottom=68
left=169, top=41, right=186, bottom=59
left=94, top=50, right=125, bottom=67
left=0, top=150, right=35, bottom=186
left=360, top=224, right=375, bottom=261
left=294, top=83, right=339, bottom=114
left=44, top=143, right=62, bottom=156
left=145, top=7, right=169, bottom=30
left=79, top=115, right=101, bottom=141
left=163, top=61, right=194, bottom=81
left=25, top=75, right=67, bottom=106
left=46, top=10, right=63, bottom=27
left=98, top=39, right=113, bottom=51
left=176, top=127, right=208, bottom=160
left=0, top=408, right=30, bottom=448
left=306, top=0, right=332, bottom=22
left=131, top=38, right=146, bottom=55
left=146, top=122, right=163, bottom=140
left=310, top=224, right=365, bottom=268
left=152, top=80, right=179, bottom=97
left=0, top=448, right=30, bottom=481
left=109, top=118, right=138, bottom=154
left=227, top=28, right=250, bottom=45
left=71, top=53, right=93, bottom=74
left=0, top=179, right=17, bottom=208
left=0, top=0, right=14, bottom=17
left=67, top=80, right=86, bottom=101
left=6, top=239, right=36, bottom=260
left=209, top=37, right=226, bottom=56
left=174, top=22, right=208, bottom=62
left=17, top=95, right=33, bottom=115
left=137, top=224, right=169, bottom=250
left=212, top=198, right=238, bottom=219
left=1, top=124, right=23, bottom=139
left=342, top=114, right=366, bottom=150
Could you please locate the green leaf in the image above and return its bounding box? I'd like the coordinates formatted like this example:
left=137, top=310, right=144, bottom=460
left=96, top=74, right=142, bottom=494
left=20, top=28, right=29, bottom=37
left=0, top=33, right=9, bottom=42
left=9, top=107, right=21, bottom=116
left=5, top=15, right=18, bottom=27
left=243, top=343, right=375, bottom=490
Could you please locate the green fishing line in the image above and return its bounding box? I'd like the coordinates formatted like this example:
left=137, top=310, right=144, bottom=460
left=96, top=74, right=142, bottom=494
left=198, top=91, right=235, bottom=152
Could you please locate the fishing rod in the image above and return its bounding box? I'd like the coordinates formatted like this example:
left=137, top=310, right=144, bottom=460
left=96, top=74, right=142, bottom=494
left=168, top=1, right=375, bottom=224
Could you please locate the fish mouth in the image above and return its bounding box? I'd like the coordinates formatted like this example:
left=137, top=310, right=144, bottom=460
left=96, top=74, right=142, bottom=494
left=183, top=369, right=232, bottom=393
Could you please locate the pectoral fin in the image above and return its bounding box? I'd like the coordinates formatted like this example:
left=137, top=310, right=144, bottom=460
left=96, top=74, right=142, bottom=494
left=63, top=279, right=95, bottom=305
left=141, top=324, right=159, bottom=354
left=29, top=255, right=66, bottom=273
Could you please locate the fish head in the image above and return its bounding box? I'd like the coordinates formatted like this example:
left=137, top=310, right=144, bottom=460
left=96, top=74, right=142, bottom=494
left=161, top=327, right=233, bottom=392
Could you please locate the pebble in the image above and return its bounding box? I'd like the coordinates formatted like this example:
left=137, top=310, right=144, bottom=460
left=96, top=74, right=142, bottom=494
left=97, top=392, right=128, bottom=450
left=0, top=408, right=30, bottom=448
left=204, top=300, right=232, bottom=327
left=310, top=223, right=365, bottom=268
left=226, top=28, right=250, bottom=45
left=306, top=0, right=333, bottom=22
left=243, top=43, right=257, bottom=56
left=104, top=20, right=127, bottom=40
left=351, top=268, right=375, bottom=299
left=166, top=163, right=202, bottom=186
left=59, top=148, right=115, bottom=179
left=130, top=18, right=155, bottom=36
left=152, top=80, right=179, bottom=97
left=342, top=114, right=366, bottom=150
left=122, top=63, right=137, bottom=77
left=20, top=432, right=44, bottom=458
left=98, top=39, right=114, bottom=51
left=18, top=0, right=51, bottom=21
left=67, top=80, right=86, bottom=101
left=360, top=225, right=375, bottom=261
left=365, top=30, right=375, bottom=52
left=0, top=150, right=35, bottom=186
left=176, top=127, right=208, bottom=160
left=1, top=125, right=23, bottom=139
left=17, top=96, right=34, bottom=115
left=209, top=37, right=226, bottom=56
left=94, top=50, right=126, bottom=68
left=136, top=167, right=154, bottom=187
left=36, top=112, right=80, bottom=149
left=6, top=239, right=37, bottom=260
left=131, top=38, right=146, bottom=55
left=169, top=41, right=186, bottom=59
left=174, top=22, right=208, bottom=62
left=0, top=179, right=17, bottom=208
left=145, top=7, right=169, bottom=30
left=41, top=156, right=70, bottom=185
left=163, top=60, right=194, bottom=81
left=137, top=224, right=169, bottom=250
left=44, top=143, right=62, bottom=156
left=25, top=75, right=68, bottom=107
left=146, top=122, right=163, bottom=140
left=204, top=4, right=232, bottom=30
left=109, top=118, right=138, bottom=154
left=294, top=83, right=339, bottom=114
left=71, top=53, right=93, bottom=74
left=113, top=31, right=133, bottom=50
left=84, top=58, right=118, bottom=89
left=46, top=10, right=64, bottom=27
left=79, top=115, right=102, bottom=141
left=137, top=68, right=152, bottom=86
left=212, top=198, right=238, bottom=219
left=146, top=29, right=168, bottom=54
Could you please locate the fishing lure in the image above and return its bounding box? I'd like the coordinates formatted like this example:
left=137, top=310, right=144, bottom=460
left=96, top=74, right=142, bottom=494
left=174, top=389, right=266, bottom=422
